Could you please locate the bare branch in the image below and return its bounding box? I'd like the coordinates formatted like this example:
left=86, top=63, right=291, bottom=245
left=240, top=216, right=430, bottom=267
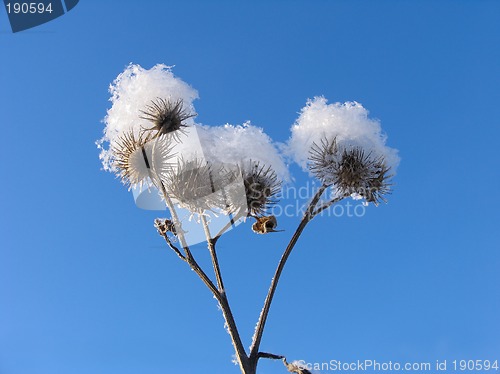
left=201, top=215, right=225, bottom=292
left=258, top=352, right=285, bottom=360
left=158, top=230, right=186, bottom=261
left=200, top=215, right=250, bottom=372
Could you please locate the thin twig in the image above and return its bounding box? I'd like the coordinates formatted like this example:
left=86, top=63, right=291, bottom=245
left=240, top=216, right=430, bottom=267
left=201, top=215, right=225, bottom=292
left=200, top=214, right=250, bottom=373
left=159, top=232, right=186, bottom=261
left=258, top=352, right=285, bottom=360
left=249, top=185, right=327, bottom=362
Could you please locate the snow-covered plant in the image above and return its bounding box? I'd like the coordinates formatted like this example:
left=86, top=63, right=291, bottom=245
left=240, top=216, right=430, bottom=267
left=98, top=64, right=399, bottom=374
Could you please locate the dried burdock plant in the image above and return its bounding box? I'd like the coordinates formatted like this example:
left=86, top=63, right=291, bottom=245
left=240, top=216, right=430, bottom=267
left=309, top=137, right=392, bottom=205
left=240, top=161, right=281, bottom=217
left=140, top=98, right=195, bottom=141
left=100, top=68, right=399, bottom=374
left=107, top=132, right=395, bottom=374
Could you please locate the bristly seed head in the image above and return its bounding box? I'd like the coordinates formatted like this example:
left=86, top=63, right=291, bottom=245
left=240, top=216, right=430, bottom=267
left=162, top=158, right=236, bottom=214
left=111, top=130, right=155, bottom=188
left=140, top=98, right=195, bottom=140
left=111, top=130, right=175, bottom=189
left=309, top=137, right=392, bottom=205
left=241, top=161, right=281, bottom=217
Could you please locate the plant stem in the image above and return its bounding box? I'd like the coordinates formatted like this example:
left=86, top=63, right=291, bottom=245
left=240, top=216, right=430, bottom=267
left=148, top=138, right=251, bottom=372
left=201, top=215, right=225, bottom=292
left=248, top=185, right=327, bottom=365
left=200, top=215, right=250, bottom=373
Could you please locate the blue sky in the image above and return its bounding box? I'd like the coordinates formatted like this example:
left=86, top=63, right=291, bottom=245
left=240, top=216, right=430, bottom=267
left=1, top=1, right=499, bottom=373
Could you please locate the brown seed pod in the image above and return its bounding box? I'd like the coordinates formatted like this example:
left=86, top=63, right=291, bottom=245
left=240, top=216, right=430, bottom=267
left=154, top=218, right=177, bottom=236
left=251, top=215, right=283, bottom=234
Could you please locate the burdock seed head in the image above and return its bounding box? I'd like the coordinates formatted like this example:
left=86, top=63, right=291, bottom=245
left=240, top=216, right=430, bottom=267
left=111, top=130, right=155, bottom=188
left=163, top=158, right=236, bottom=214
left=241, top=161, right=281, bottom=217
left=111, top=130, right=174, bottom=189
left=309, top=137, right=339, bottom=185
left=309, top=137, right=392, bottom=205
left=140, top=98, right=196, bottom=141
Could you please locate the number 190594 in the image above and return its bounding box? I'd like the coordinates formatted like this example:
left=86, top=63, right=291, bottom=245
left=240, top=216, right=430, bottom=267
left=452, top=360, right=499, bottom=371
left=6, top=2, right=54, bottom=14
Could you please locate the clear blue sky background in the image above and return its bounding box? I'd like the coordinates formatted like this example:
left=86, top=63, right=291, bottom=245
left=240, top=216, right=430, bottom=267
left=1, top=1, right=499, bottom=373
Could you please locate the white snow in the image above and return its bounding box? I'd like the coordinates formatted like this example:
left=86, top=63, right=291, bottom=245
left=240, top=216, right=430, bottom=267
left=197, top=122, right=289, bottom=181
left=97, top=63, right=198, bottom=173
left=99, top=65, right=398, bottom=193
left=98, top=64, right=288, bottom=182
left=285, top=96, right=400, bottom=173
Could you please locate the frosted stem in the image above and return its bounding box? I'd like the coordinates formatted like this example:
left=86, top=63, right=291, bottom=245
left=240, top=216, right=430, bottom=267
left=248, top=185, right=328, bottom=365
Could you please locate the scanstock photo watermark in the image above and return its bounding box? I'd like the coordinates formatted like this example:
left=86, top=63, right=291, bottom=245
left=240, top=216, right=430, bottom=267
left=2, top=0, right=79, bottom=33
left=294, top=359, right=499, bottom=372
left=271, top=181, right=368, bottom=219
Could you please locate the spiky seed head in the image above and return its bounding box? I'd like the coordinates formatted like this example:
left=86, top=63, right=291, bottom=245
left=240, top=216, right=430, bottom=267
left=140, top=98, right=195, bottom=141
left=111, top=130, right=175, bottom=189
left=309, top=137, right=338, bottom=185
left=163, top=158, right=236, bottom=214
left=111, top=130, right=155, bottom=188
left=309, top=137, right=392, bottom=205
left=363, top=161, right=392, bottom=205
left=111, top=131, right=175, bottom=189
left=241, top=161, right=281, bottom=217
